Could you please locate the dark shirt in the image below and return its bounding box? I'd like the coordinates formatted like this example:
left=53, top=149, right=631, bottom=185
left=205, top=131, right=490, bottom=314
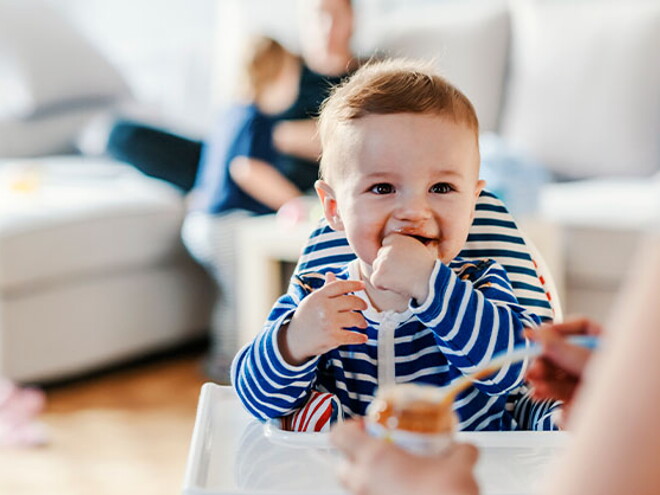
left=192, top=104, right=279, bottom=215
left=274, top=65, right=348, bottom=191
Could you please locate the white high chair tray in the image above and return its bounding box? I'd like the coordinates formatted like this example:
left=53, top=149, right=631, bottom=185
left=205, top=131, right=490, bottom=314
left=182, top=383, right=567, bottom=495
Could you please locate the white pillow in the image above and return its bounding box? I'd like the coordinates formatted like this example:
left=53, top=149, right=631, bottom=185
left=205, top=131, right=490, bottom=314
left=370, top=1, right=510, bottom=132
left=0, top=0, right=130, bottom=120
left=501, top=0, right=660, bottom=178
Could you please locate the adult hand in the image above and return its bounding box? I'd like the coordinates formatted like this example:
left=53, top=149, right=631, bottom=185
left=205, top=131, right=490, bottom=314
left=331, top=419, right=479, bottom=495
left=280, top=272, right=368, bottom=365
left=370, top=233, right=435, bottom=303
left=525, top=317, right=602, bottom=427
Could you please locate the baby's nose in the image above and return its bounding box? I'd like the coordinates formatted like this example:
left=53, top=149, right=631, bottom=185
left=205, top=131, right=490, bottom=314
left=395, top=193, right=432, bottom=221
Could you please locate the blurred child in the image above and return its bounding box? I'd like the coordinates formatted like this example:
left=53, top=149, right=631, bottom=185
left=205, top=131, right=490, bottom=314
left=232, top=59, right=542, bottom=430
left=182, top=36, right=306, bottom=380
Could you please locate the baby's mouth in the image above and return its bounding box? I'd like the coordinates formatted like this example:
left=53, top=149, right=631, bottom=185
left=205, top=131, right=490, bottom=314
left=409, top=234, right=435, bottom=246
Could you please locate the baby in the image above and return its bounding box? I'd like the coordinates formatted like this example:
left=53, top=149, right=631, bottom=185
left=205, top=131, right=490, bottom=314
left=232, top=59, right=541, bottom=431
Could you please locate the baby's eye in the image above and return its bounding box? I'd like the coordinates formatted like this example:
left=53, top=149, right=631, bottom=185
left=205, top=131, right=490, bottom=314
left=369, top=183, right=394, bottom=194
left=430, top=182, right=454, bottom=194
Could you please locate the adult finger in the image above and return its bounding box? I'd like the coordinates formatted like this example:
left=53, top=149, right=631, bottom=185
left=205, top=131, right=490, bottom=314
left=530, top=378, right=577, bottom=403
left=525, top=357, right=551, bottom=381
left=543, top=339, right=593, bottom=377
left=524, top=317, right=602, bottom=344
left=330, top=419, right=369, bottom=460
left=446, top=442, right=479, bottom=468
left=550, top=317, right=602, bottom=337
left=527, top=356, right=580, bottom=402
left=527, top=356, right=571, bottom=381
left=525, top=323, right=596, bottom=377
left=336, top=459, right=354, bottom=492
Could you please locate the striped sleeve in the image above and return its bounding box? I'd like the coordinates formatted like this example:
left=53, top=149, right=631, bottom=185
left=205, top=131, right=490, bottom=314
left=231, top=275, right=322, bottom=420
left=510, top=385, right=563, bottom=431
left=411, top=260, right=541, bottom=396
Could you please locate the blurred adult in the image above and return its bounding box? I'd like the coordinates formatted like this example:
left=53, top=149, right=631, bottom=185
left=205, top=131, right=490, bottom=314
left=105, top=0, right=357, bottom=194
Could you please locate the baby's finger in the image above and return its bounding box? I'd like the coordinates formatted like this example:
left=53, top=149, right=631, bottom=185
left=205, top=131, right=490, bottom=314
left=336, top=329, right=369, bottom=346
left=321, top=278, right=366, bottom=297
left=334, top=294, right=368, bottom=313
left=324, top=271, right=337, bottom=285
left=338, top=311, right=368, bottom=330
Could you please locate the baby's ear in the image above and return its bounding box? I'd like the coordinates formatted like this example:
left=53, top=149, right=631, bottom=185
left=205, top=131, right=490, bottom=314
left=471, top=179, right=487, bottom=220
left=315, top=180, right=344, bottom=231
left=475, top=179, right=486, bottom=198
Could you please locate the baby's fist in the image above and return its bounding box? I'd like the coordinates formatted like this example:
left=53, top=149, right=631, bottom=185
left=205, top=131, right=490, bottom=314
left=370, top=234, right=435, bottom=302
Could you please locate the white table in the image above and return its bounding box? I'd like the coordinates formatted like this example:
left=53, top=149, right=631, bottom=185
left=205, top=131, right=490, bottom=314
left=183, top=384, right=567, bottom=495
left=235, top=215, right=316, bottom=347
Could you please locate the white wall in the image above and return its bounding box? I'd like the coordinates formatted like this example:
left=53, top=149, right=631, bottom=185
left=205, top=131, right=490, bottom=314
left=43, top=0, right=500, bottom=135
left=46, top=0, right=218, bottom=135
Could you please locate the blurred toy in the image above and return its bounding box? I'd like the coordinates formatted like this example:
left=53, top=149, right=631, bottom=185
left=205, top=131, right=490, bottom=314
left=0, top=378, right=48, bottom=447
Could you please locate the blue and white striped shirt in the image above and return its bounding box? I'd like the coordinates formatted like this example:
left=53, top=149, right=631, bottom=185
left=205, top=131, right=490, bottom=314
left=232, top=256, right=542, bottom=431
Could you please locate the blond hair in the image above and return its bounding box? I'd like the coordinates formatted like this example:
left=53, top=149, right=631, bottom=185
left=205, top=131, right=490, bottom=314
left=237, top=36, right=292, bottom=102
left=318, top=58, right=480, bottom=181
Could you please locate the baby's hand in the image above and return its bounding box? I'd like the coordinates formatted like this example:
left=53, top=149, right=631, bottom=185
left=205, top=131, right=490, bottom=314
left=370, top=233, right=436, bottom=303
left=280, top=272, right=368, bottom=365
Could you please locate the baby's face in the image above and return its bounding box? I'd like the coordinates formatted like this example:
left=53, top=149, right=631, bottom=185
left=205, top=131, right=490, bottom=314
left=320, top=113, right=483, bottom=267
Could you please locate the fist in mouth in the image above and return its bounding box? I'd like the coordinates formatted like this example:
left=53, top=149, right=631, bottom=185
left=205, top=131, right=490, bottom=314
left=370, top=232, right=437, bottom=302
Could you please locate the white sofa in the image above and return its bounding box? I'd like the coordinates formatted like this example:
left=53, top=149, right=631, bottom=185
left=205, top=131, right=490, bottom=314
left=0, top=0, right=217, bottom=383
left=0, top=157, right=214, bottom=382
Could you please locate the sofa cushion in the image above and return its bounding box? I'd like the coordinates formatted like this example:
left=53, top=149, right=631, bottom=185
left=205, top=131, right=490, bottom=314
left=0, top=106, right=106, bottom=157
left=0, top=0, right=131, bottom=156
left=370, top=1, right=510, bottom=132
left=500, top=0, right=660, bottom=178
left=0, top=156, right=186, bottom=293
left=539, top=176, right=660, bottom=231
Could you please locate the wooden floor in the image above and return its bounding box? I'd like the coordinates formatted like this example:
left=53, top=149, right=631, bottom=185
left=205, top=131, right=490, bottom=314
left=0, top=349, right=210, bottom=495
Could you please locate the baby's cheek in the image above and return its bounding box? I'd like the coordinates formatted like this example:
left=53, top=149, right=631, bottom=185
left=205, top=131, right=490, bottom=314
left=348, top=230, right=379, bottom=265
